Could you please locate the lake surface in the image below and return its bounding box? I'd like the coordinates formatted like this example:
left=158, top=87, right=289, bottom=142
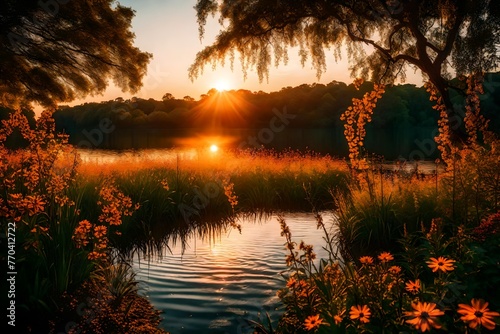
left=132, top=213, right=334, bottom=334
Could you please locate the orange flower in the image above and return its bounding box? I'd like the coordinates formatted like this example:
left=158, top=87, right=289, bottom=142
left=389, top=265, right=402, bottom=274
left=359, top=256, right=374, bottom=265
left=303, top=314, right=323, bottom=331
left=73, top=220, right=92, bottom=247
left=405, top=279, right=421, bottom=294
left=93, top=225, right=107, bottom=239
left=87, top=251, right=106, bottom=260
left=378, top=252, right=394, bottom=262
left=334, top=310, right=345, bottom=325
left=297, top=280, right=310, bottom=297
left=350, top=305, right=371, bottom=323
left=427, top=256, right=455, bottom=273
left=457, top=299, right=500, bottom=330
left=405, top=302, right=444, bottom=332
left=286, top=276, right=297, bottom=289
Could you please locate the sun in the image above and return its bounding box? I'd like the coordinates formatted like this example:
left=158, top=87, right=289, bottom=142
left=214, top=79, right=230, bottom=92
left=209, top=144, right=219, bottom=152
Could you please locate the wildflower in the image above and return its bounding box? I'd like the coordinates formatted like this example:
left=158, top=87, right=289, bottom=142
left=223, top=178, right=238, bottom=209
left=457, top=299, right=500, bottom=331
left=297, top=280, right=310, bottom=297
left=93, top=225, right=107, bottom=239
left=405, top=279, right=421, bottom=294
left=73, top=220, right=92, bottom=247
left=25, top=195, right=46, bottom=216
left=426, top=218, right=441, bottom=239
left=299, top=241, right=316, bottom=262
left=389, top=265, right=402, bottom=274
left=303, top=314, right=323, bottom=331
left=359, top=256, right=374, bottom=265
left=378, top=252, right=394, bottom=262
left=30, top=225, right=49, bottom=234
left=286, top=276, right=297, bottom=289
left=427, top=256, right=455, bottom=273
left=334, top=310, right=345, bottom=325
left=350, top=305, right=371, bottom=323
left=88, top=251, right=106, bottom=260
left=405, top=302, right=444, bottom=332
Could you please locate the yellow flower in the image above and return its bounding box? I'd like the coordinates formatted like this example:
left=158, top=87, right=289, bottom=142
left=303, top=314, right=323, bottom=331
left=457, top=299, right=500, bottom=331
left=427, top=256, right=455, bottom=273
left=350, top=305, right=371, bottom=323
left=359, top=256, right=374, bottom=265
left=405, top=279, right=421, bottom=294
left=378, top=252, right=394, bottom=262
left=405, top=302, right=444, bottom=332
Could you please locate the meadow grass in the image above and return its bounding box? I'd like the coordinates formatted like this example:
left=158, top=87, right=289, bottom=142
left=3, top=105, right=500, bottom=333
left=1, top=111, right=170, bottom=333
left=271, top=155, right=500, bottom=333
left=75, top=149, right=351, bottom=255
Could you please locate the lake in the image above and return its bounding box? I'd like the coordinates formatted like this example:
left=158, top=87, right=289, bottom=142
left=132, top=212, right=334, bottom=334
left=79, top=147, right=439, bottom=333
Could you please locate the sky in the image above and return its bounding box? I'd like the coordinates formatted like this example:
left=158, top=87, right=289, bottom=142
left=77, top=0, right=424, bottom=104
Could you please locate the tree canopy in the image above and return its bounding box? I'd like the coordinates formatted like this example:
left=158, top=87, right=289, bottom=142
left=0, top=0, right=151, bottom=108
left=190, top=0, right=500, bottom=117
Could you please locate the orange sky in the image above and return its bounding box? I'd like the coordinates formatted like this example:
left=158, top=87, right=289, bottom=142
left=73, top=0, right=424, bottom=105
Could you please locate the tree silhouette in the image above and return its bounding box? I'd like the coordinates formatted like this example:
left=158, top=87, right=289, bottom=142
left=162, top=93, right=175, bottom=101
left=0, top=0, right=152, bottom=108
left=190, top=0, right=500, bottom=131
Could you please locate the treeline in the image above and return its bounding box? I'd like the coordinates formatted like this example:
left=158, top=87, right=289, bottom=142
left=53, top=81, right=437, bottom=131
left=52, top=73, right=500, bottom=132
left=2, top=74, right=499, bottom=155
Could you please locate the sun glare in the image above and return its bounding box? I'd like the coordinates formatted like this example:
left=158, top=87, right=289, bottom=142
left=210, top=144, right=219, bottom=152
left=214, top=80, right=230, bottom=92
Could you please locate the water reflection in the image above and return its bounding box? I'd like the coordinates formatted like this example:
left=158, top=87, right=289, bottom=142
left=133, top=212, right=334, bottom=334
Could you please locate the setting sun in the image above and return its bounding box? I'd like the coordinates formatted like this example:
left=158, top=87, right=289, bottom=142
left=214, top=79, right=230, bottom=92
left=210, top=144, right=219, bottom=152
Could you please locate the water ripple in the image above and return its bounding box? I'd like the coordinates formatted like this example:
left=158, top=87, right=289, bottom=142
left=133, top=212, right=333, bottom=334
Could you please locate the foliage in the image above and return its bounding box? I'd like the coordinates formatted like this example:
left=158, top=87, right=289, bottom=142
left=0, top=110, right=164, bottom=332
left=73, top=149, right=351, bottom=256
left=336, top=170, right=440, bottom=261
left=191, top=0, right=500, bottom=119
left=49, top=75, right=500, bottom=159
left=0, top=0, right=151, bottom=108
left=273, top=212, right=500, bottom=333
left=267, top=71, right=500, bottom=333
left=53, top=264, right=167, bottom=334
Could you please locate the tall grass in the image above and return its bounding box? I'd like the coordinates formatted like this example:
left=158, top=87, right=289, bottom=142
left=75, top=149, right=351, bottom=256
left=265, top=77, right=500, bottom=333
left=1, top=111, right=168, bottom=332
left=336, top=169, right=440, bottom=261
